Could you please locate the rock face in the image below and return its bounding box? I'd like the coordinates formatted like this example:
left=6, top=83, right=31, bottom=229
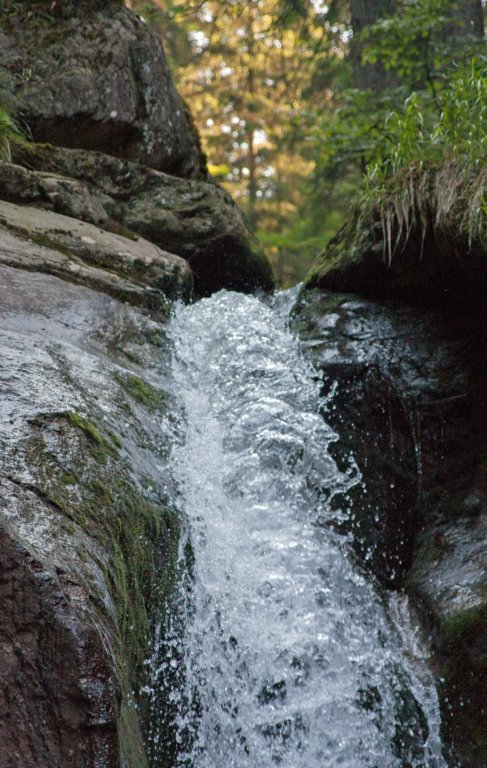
left=299, top=238, right=487, bottom=764
left=0, top=263, right=181, bottom=768
left=0, top=1, right=204, bottom=178
left=0, top=196, right=193, bottom=309
left=0, top=1, right=274, bottom=295
left=293, top=289, right=469, bottom=587
left=3, top=146, right=274, bottom=296
left=0, top=198, right=192, bottom=305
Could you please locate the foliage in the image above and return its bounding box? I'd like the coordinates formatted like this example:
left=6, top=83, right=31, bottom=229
left=306, top=51, right=487, bottom=290
left=308, top=63, right=487, bottom=292
left=307, top=1, right=485, bottom=270
left=362, top=0, right=485, bottom=94
left=133, top=0, right=335, bottom=285
left=311, top=1, right=485, bottom=170
left=363, top=57, right=487, bottom=231
left=0, top=107, right=27, bottom=161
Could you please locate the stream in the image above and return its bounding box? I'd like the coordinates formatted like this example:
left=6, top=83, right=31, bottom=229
left=149, top=289, right=447, bottom=768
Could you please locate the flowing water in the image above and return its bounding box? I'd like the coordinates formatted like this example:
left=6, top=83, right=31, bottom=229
left=150, top=289, right=447, bottom=768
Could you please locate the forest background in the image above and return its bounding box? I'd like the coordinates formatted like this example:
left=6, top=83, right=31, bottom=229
left=131, top=0, right=486, bottom=285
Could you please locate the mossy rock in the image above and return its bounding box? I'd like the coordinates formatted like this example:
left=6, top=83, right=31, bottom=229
left=0, top=255, right=182, bottom=766
left=305, top=164, right=487, bottom=309
left=67, top=411, right=121, bottom=463
left=22, top=408, right=182, bottom=766
left=437, top=604, right=487, bottom=766
left=0, top=1, right=204, bottom=176
left=113, top=373, right=168, bottom=411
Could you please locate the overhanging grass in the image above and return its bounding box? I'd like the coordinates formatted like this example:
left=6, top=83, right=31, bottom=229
left=363, top=162, right=487, bottom=265
left=306, top=161, right=487, bottom=290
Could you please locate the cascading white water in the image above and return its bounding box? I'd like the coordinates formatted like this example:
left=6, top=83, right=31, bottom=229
left=153, top=289, right=447, bottom=768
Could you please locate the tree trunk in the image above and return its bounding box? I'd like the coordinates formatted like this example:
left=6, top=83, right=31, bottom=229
left=350, top=0, right=484, bottom=92
left=448, top=0, right=484, bottom=39
left=350, top=0, right=397, bottom=90
left=246, top=0, right=258, bottom=229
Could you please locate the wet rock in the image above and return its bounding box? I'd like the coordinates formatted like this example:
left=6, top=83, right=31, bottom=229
left=295, top=286, right=487, bottom=766
left=0, top=199, right=192, bottom=306
left=0, top=2, right=205, bottom=177
left=293, top=288, right=468, bottom=585
left=0, top=263, right=181, bottom=768
left=9, top=146, right=274, bottom=296
left=0, top=522, right=120, bottom=768
left=407, top=477, right=487, bottom=765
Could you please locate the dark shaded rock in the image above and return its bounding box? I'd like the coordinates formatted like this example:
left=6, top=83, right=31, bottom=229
left=305, top=165, right=487, bottom=309
left=0, top=3, right=205, bottom=178
left=0, top=523, right=119, bottom=768
left=300, top=163, right=487, bottom=766
left=0, top=263, right=182, bottom=767
left=293, top=288, right=468, bottom=586
left=8, top=146, right=275, bottom=296
left=295, top=286, right=487, bottom=766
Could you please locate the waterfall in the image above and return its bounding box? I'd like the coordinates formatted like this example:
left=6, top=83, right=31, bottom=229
left=150, top=289, right=446, bottom=768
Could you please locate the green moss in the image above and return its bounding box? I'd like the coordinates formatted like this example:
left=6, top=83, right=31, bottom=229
left=28, top=231, right=75, bottom=258
left=62, top=520, right=76, bottom=535
left=104, top=219, right=140, bottom=242
left=61, top=472, right=77, bottom=485
left=114, top=373, right=167, bottom=411
left=67, top=411, right=120, bottom=463
left=86, top=478, right=114, bottom=503
left=74, top=471, right=181, bottom=698
left=45, top=492, right=66, bottom=510
left=108, top=430, right=123, bottom=450
left=144, top=330, right=165, bottom=348
left=158, top=507, right=182, bottom=608
left=440, top=604, right=487, bottom=649
left=120, top=697, right=150, bottom=768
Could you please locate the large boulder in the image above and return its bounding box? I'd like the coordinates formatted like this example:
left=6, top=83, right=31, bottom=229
left=5, top=147, right=275, bottom=296
left=0, top=261, right=181, bottom=768
left=0, top=1, right=205, bottom=178
left=0, top=1, right=275, bottom=297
